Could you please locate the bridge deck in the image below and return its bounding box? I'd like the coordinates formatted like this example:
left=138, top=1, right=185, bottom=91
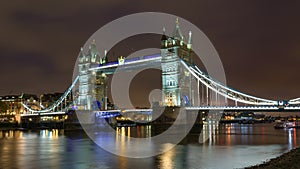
left=89, top=54, right=161, bottom=74
left=20, top=112, right=66, bottom=116
left=186, top=106, right=300, bottom=112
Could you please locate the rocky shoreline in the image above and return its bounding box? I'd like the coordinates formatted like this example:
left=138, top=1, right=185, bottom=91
left=245, top=147, right=300, bottom=169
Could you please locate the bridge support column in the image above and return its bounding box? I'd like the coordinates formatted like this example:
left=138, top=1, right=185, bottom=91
left=65, top=99, right=67, bottom=109
left=76, top=110, right=95, bottom=124
left=197, top=80, right=200, bottom=106
left=206, top=86, right=209, bottom=106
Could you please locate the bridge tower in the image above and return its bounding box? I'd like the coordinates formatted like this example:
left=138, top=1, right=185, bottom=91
left=77, top=40, right=103, bottom=110
left=93, top=50, right=109, bottom=110
left=161, top=19, right=194, bottom=107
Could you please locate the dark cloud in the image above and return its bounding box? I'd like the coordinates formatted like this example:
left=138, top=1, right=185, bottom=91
left=1, top=0, right=300, bottom=104
left=0, top=49, right=58, bottom=74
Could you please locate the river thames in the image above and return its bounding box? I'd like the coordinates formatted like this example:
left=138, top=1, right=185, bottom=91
left=0, top=123, right=298, bottom=169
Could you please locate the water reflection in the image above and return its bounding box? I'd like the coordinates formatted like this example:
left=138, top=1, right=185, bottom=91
left=294, top=129, right=297, bottom=147
left=115, top=125, right=152, bottom=138
left=227, top=125, right=231, bottom=145
left=0, top=130, right=23, bottom=138
left=40, top=129, right=59, bottom=139
left=288, top=128, right=298, bottom=149
left=159, top=145, right=176, bottom=169
left=200, top=123, right=300, bottom=147
left=0, top=124, right=300, bottom=169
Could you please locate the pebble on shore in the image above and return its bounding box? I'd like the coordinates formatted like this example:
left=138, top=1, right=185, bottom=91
left=245, top=147, right=300, bottom=169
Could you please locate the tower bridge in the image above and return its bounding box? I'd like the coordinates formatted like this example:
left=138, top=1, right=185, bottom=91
left=21, top=19, right=300, bottom=122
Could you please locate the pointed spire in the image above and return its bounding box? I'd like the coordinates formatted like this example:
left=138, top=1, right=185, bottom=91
left=79, top=47, right=84, bottom=58
left=78, top=47, right=85, bottom=63
left=104, top=50, right=107, bottom=57
left=89, top=39, right=100, bottom=63
left=172, top=18, right=183, bottom=41
left=103, top=50, right=108, bottom=64
left=100, top=50, right=108, bottom=65
left=161, top=27, right=167, bottom=41
left=188, top=31, right=192, bottom=44
left=187, top=31, right=192, bottom=49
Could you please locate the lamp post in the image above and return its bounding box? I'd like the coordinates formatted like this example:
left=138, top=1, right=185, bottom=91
left=40, top=95, right=43, bottom=111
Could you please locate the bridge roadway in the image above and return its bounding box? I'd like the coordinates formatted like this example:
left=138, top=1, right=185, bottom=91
left=89, top=54, right=161, bottom=74
left=20, top=105, right=300, bottom=118
left=186, top=106, right=300, bottom=112
left=20, top=112, right=66, bottom=117
left=95, top=106, right=300, bottom=114
left=95, top=109, right=153, bottom=118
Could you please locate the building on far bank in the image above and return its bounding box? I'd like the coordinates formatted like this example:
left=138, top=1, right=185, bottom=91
left=0, top=92, right=72, bottom=123
left=0, top=94, right=39, bottom=115
left=0, top=94, right=39, bottom=122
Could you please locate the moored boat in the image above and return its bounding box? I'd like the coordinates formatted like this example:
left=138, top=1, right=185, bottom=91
left=274, top=121, right=295, bottom=129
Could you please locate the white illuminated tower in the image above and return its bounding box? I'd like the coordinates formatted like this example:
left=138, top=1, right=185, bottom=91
left=77, top=40, right=102, bottom=110
left=78, top=47, right=93, bottom=110
left=161, top=19, right=193, bottom=107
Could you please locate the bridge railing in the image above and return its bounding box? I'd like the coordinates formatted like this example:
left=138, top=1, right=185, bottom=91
left=21, top=76, right=79, bottom=113
left=181, top=60, right=278, bottom=106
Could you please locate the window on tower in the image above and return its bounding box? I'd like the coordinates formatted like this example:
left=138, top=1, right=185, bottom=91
left=167, top=79, right=176, bottom=86
left=168, top=48, right=174, bottom=53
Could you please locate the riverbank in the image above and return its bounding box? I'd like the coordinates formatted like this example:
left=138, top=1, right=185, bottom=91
left=245, top=147, right=300, bottom=169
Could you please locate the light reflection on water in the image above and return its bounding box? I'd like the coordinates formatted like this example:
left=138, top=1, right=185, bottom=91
left=0, top=124, right=299, bottom=169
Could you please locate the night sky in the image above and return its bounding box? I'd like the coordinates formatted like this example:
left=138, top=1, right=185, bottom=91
left=1, top=1, right=300, bottom=105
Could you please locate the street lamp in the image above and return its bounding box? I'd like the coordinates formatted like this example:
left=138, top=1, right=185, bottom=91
left=40, top=94, right=43, bottom=110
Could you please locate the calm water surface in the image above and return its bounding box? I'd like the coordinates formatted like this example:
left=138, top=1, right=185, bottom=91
left=0, top=123, right=299, bottom=169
